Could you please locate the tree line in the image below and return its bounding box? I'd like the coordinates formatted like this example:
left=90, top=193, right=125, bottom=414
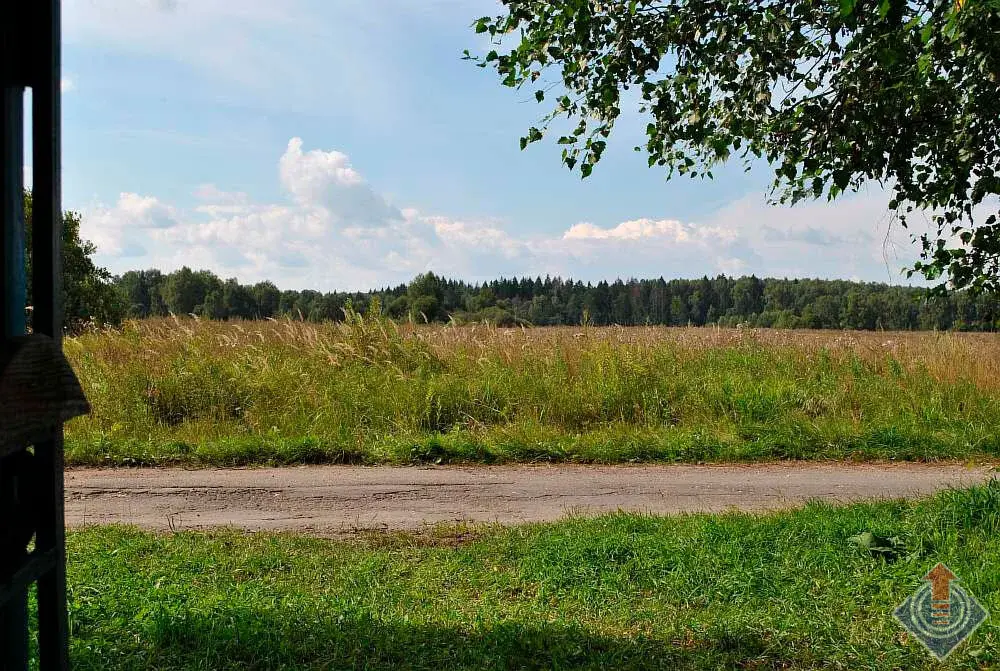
left=114, top=268, right=1000, bottom=332
left=23, top=192, right=1000, bottom=332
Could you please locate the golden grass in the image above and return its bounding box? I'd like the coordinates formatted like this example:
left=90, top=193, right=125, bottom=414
left=71, top=317, right=1000, bottom=388
left=62, top=316, right=1000, bottom=466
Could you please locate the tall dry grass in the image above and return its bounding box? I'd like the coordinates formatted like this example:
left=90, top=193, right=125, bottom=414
left=63, top=313, right=1000, bottom=466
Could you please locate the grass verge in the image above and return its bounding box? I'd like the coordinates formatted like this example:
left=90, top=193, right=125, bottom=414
left=62, top=482, right=1000, bottom=669
left=65, top=318, right=1000, bottom=466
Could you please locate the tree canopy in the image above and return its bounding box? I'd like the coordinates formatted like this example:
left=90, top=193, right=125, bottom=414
left=113, top=266, right=1000, bottom=331
left=24, top=191, right=125, bottom=330
left=468, top=0, right=1000, bottom=291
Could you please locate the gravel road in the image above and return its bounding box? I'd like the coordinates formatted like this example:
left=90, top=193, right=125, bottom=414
left=65, top=462, right=995, bottom=535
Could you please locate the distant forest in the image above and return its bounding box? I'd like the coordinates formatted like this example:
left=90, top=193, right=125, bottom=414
left=114, top=268, right=1000, bottom=331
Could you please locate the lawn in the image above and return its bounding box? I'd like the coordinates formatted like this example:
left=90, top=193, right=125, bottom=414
left=64, top=315, right=1000, bottom=466
left=61, top=482, right=1000, bottom=669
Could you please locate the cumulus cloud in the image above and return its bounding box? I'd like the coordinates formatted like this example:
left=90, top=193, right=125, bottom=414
left=82, top=138, right=919, bottom=289
left=277, top=138, right=402, bottom=228
left=418, top=214, right=524, bottom=258
left=85, top=139, right=542, bottom=288
left=115, top=193, right=180, bottom=229
left=564, top=218, right=738, bottom=246
left=82, top=192, right=181, bottom=256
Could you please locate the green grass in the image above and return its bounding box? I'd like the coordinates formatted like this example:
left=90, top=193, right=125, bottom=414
left=60, top=482, right=1000, bottom=669
left=64, top=317, right=1000, bottom=466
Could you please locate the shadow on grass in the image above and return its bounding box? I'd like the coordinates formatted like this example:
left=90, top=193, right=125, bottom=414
left=73, top=606, right=793, bottom=670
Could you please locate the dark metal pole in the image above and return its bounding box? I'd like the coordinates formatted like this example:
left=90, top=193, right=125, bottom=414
left=1, top=0, right=67, bottom=667
left=31, top=0, right=61, bottom=340
left=0, top=67, right=28, bottom=670
left=1, top=60, right=26, bottom=339
left=31, top=1, right=70, bottom=668
left=1, top=32, right=29, bottom=671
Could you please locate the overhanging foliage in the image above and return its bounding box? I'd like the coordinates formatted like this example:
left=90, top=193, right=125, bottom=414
left=468, top=0, right=1000, bottom=291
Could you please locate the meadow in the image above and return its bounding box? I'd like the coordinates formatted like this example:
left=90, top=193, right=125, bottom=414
left=62, top=482, right=1000, bottom=669
left=63, top=312, right=1000, bottom=466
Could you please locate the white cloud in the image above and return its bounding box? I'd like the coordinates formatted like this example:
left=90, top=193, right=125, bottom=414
left=716, top=257, right=749, bottom=276
left=194, top=183, right=247, bottom=204
left=564, top=218, right=738, bottom=245
left=83, top=192, right=181, bottom=256
left=60, top=77, right=75, bottom=93
left=278, top=137, right=400, bottom=226
left=115, top=193, right=179, bottom=229
left=82, top=138, right=926, bottom=289
left=419, top=213, right=525, bottom=258
left=192, top=184, right=252, bottom=217
left=703, top=189, right=913, bottom=282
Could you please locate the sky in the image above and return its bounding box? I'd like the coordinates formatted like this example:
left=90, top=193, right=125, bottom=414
left=53, top=0, right=922, bottom=291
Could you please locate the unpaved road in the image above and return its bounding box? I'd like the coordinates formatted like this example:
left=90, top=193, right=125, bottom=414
left=64, top=463, right=996, bottom=535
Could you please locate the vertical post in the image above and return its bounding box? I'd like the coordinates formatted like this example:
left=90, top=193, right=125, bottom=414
left=1, top=2, right=30, bottom=665
left=31, top=0, right=61, bottom=339
left=1, top=69, right=26, bottom=339
left=31, top=0, right=69, bottom=669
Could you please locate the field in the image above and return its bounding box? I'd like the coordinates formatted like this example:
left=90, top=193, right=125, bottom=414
left=61, top=482, right=1000, bottom=669
left=56, top=316, right=1000, bottom=669
left=64, top=315, right=1000, bottom=466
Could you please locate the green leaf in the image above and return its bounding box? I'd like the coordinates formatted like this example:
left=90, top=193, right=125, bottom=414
left=849, top=531, right=904, bottom=560
left=833, top=170, right=850, bottom=192
left=535, top=90, right=545, bottom=102
left=920, top=23, right=934, bottom=45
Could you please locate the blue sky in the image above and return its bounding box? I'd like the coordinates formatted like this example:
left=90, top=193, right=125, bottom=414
left=56, top=0, right=917, bottom=291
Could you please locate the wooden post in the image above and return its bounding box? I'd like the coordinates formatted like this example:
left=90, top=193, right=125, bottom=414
left=30, top=4, right=69, bottom=666
left=1, top=3, right=30, bottom=666
left=1, top=1, right=69, bottom=669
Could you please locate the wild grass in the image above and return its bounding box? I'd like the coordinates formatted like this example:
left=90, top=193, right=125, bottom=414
left=63, top=482, right=1000, bottom=669
left=64, top=313, right=1000, bottom=466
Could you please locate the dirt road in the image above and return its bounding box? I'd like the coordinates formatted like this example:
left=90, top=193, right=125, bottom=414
left=64, top=462, right=995, bottom=535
